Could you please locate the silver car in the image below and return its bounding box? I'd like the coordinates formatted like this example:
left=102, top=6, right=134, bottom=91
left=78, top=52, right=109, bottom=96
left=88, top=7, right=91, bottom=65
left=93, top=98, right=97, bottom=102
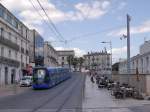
left=19, top=76, right=32, bottom=87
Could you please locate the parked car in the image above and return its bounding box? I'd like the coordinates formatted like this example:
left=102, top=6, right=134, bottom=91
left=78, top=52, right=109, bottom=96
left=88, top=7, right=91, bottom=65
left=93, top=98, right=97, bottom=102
left=19, top=76, right=32, bottom=87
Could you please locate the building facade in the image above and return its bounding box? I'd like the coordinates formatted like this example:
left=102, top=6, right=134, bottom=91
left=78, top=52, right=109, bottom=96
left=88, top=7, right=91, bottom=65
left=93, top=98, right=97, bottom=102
left=44, top=42, right=58, bottom=67
left=84, top=51, right=111, bottom=77
left=57, top=50, right=75, bottom=67
left=29, top=30, right=44, bottom=67
left=0, top=3, right=30, bottom=85
left=119, top=40, right=150, bottom=74
left=118, top=40, right=150, bottom=95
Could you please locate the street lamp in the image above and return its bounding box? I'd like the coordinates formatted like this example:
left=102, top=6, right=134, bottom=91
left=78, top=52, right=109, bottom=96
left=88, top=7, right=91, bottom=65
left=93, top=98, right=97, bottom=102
left=101, top=41, right=112, bottom=79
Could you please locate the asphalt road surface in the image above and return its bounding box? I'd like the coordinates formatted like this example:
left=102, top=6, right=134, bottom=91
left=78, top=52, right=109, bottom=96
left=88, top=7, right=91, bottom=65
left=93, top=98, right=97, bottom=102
left=0, top=72, right=85, bottom=112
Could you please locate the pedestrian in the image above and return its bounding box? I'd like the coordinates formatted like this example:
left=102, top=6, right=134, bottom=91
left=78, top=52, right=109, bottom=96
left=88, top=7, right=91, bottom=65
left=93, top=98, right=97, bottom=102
left=90, top=76, right=95, bottom=83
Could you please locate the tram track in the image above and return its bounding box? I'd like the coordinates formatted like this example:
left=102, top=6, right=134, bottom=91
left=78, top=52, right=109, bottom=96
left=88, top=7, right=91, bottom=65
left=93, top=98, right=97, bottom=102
left=55, top=73, right=84, bottom=112
left=30, top=73, right=84, bottom=112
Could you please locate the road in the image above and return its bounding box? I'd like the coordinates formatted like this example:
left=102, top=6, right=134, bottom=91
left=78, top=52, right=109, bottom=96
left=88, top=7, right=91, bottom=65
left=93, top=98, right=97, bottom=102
left=1, top=73, right=150, bottom=112
left=0, top=72, right=85, bottom=112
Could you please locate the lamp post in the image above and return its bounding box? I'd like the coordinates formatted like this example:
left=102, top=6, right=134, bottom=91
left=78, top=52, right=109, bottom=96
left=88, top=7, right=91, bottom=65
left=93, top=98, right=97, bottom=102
left=101, top=41, right=112, bottom=79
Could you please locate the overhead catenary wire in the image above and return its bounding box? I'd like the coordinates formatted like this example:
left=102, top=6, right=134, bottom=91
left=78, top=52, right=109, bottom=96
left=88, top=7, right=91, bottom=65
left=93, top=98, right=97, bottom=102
left=36, top=0, right=66, bottom=43
left=67, top=25, right=125, bottom=43
left=28, top=0, right=66, bottom=43
left=28, top=0, right=125, bottom=45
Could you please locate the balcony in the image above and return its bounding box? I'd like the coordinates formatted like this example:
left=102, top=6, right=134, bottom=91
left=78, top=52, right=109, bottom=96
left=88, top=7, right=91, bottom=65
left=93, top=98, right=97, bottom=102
left=0, top=35, right=19, bottom=51
left=0, top=56, right=20, bottom=67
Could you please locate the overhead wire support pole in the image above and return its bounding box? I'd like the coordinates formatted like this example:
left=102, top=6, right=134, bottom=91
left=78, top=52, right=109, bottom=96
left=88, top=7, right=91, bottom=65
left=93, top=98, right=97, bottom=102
left=127, top=14, right=131, bottom=84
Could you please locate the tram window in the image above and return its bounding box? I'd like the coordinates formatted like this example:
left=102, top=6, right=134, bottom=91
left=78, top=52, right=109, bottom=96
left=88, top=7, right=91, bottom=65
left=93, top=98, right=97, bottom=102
left=35, top=69, right=46, bottom=79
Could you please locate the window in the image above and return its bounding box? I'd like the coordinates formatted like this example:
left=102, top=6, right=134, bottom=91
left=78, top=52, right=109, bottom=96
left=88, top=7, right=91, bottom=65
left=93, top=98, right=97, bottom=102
left=21, top=25, right=23, bottom=35
left=62, top=57, right=64, bottom=60
left=15, top=37, right=17, bottom=44
left=6, top=14, right=12, bottom=24
left=141, top=58, right=143, bottom=73
left=12, top=20, right=18, bottom=29
left=8, top=50, right=11, bottom=57
left=1, top=47, right=4, bottom=57
left=62, top=62, right=64, bottom=66
left=8, top=32, right=11, bottom=41
left=146, top=57, right=149, bottom=67
left=132, top=61, right=135, bottom=68
left=0, top=7, right=4, bottom=18
left=26, top=29, right=28, bottom=39
left=0, top=28, right=4, bottom=37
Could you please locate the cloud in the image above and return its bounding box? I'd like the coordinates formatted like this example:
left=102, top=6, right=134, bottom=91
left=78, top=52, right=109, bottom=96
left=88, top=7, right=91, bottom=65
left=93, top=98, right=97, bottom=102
left=117, top=2, right=127, bottom=10
left=74, top=0, right=110, bottom=19
left=109, top=46, right=127, bottom=63
left=1, top=0, right=110, bottom=24
left=1, top=0, right=111, bottom=40
left=108, top=20, right=150, bottom=37
left=55, top=47, right=86, bottom=57
left=112, top=46, right=127, bottom=55
left=110, top=46, right=136, bottom=63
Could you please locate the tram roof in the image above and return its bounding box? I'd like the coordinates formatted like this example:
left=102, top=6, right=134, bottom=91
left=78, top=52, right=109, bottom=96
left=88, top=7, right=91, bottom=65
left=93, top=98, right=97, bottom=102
left=33, top=66, right=69, bottom=73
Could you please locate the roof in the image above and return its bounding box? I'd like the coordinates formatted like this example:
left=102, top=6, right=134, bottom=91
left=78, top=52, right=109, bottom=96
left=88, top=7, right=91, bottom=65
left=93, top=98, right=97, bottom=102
left=119, top=51, right=150, bottom=64
left=84, top=52, right=111, bottom=56
left=0, top=3, right=29, bottom=30
left=57, top=50, right=74, bottom=52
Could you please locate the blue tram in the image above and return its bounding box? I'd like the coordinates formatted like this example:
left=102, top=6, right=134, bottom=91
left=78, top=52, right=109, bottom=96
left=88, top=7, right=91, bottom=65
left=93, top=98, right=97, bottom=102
left=32, top=67, right=71, bottom=89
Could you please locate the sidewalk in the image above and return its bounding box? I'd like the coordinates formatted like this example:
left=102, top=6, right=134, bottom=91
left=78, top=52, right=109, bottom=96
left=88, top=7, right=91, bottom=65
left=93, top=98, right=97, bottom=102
left=0, top=84, right=30, bottom=98
left=82, top=75, right=150, bottom=112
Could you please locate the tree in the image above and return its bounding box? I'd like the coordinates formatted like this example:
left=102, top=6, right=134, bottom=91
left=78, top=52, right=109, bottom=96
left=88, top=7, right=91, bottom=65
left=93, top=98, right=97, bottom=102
left=72, top=57, right=78, bottom=71
left=78, top=57, right=84, bottom=72
left=67, top=55, right=74, bottom=69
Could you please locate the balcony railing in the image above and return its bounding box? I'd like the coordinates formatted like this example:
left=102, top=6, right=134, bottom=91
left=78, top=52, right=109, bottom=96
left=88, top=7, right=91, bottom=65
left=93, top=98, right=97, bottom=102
left=0, top=56, right=20, bottom=67
left=0, top=35, right=19, bottom=51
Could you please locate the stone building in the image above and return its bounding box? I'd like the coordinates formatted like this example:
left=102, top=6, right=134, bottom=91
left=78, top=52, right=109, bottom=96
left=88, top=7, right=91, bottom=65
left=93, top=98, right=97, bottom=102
left=119, top=40, right=150, bottom=95
left=44, top=42, right=58, bottom=67
left=119, top=40, right=150, bottom=74
left=57, top=50, right=75, bottom=67
left=83, top=51, right=111, bottom=78
left=0, top=3, right=30, bottom=85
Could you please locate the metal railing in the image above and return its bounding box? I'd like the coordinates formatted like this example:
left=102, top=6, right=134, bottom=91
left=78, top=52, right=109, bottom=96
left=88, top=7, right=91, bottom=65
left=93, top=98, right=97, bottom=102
left=0, top=56, right=20, bottom=67
left=0, top=35, right=19, bottom=51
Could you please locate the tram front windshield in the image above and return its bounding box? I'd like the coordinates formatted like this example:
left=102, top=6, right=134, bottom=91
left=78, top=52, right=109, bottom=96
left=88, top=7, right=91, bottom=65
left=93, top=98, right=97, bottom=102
left=33, top=69, right=46, bottom=83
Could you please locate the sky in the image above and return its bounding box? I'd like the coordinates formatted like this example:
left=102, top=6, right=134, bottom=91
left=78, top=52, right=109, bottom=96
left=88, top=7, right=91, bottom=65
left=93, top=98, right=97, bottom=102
left=1, top=0, right=150, bottom=63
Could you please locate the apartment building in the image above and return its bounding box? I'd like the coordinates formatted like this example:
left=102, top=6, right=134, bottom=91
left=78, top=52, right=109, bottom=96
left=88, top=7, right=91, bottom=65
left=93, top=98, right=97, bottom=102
left=0, top=3, right=30, bottom=85
left=44, top=42, right=58, bottom=67
left=57, top=50, right=75, bottom=67
left=84, top=51, right=111, bottom=77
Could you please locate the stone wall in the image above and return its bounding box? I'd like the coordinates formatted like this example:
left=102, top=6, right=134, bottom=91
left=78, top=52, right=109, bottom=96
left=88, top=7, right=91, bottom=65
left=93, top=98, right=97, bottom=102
left=112, top=72, right=150, bottom=95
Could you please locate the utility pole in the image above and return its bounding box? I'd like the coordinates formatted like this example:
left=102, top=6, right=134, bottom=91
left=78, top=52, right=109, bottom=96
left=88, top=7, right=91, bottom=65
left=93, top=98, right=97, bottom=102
left=127, top=14, right=131, bottom=83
